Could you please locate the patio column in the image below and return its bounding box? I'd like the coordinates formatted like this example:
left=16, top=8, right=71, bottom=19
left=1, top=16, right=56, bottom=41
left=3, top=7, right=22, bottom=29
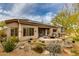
left=45, top=29, right=48, bottom=36
left=49, top=28, right=53, bottom=36
left=34, top=27, right=39, bottom=38
left=18, top=23, right=22, bottom=41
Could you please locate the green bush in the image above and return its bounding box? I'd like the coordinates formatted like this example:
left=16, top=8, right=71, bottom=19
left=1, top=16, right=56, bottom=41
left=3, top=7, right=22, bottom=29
left=71, top=49, right=79, bottom=56
left=73, top=36, right=79, bottom=41
left=33, top=46, right=44, bottom=53
left=0, top=37, right=6, bottom=43
left=10, top=36, right=19, bottom=43
left=71, top=49, right=77, bottom=53
left=32, top=40, right=45, bottom=53
left=46, top=43, right=61, bottom=56
left=0, top=30, right=7, bottom=43
left=2, top=39, right=16, bottom=52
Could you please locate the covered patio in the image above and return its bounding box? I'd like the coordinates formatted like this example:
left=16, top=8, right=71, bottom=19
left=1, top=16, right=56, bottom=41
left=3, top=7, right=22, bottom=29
left=38, top=28, right=49, bottom=37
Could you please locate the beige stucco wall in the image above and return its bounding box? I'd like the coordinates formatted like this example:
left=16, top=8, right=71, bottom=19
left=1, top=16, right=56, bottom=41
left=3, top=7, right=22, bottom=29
left=49, top=28, right=53, bottom=36
left=57, top=27, right=61, bottom=33
left=20, top=24, right=38, bottom=41
left=49, top=27, right=62, bottom=37
left=5, top=22, right=18, bottom=38
left=5, top=22, right=62, bottom=41
left=6, top=22, right=39, bottom=41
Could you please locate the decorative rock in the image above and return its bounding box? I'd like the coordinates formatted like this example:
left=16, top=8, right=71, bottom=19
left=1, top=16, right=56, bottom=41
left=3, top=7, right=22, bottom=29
left=19, top=46, right=25, bottom=49
left=42, top=50, right=50, bottom=55
left=24, top=43, right=32, bottom=51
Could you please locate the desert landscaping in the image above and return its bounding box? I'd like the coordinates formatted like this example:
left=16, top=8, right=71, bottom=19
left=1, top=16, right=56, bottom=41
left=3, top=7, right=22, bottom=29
left=0, top=3, right=79, bottom=56
left=0, top=36, right=79, bottom=56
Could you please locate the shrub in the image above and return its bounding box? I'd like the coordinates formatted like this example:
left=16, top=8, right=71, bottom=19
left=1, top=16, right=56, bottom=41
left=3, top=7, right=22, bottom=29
left=31, top=40, right=45, bottom=53
left=46, top=43, right=61, bottom=56
left=73, top=35, right=79, bottom=41
left=10, top=36, right=19, bottom=43
left=71, top=49, right=77, bottom=53
left=71, top=49, right=79, bottom=56
left=0, top=30, right=7, bottom=43
left=33, top=46, right=44, bottom=53
left=2, top=39, right=16, bottom=52
left=0, top=37, right=6, bottom=43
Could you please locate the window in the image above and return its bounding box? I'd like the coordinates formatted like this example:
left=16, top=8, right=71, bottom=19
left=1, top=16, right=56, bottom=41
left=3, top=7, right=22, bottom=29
left=23, top=28, right=26, bottom=36
left=11, top=28, right=18, bottom=36
left=23, top=28, right=34, bottom=36
left=53, top=29, right=57, bottom=32
left=29, top=28, right=34, bottom=36
left=47, top=29, right=49, bottom=35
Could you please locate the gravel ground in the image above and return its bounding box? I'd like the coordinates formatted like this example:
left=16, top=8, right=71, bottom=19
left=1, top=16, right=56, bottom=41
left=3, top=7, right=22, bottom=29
left=0, top=42, right=49, bottom=56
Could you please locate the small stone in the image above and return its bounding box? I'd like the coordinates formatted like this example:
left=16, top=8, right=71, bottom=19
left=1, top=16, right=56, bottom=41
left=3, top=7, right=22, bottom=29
left=19, top=46, right=25, bottom=49
left=42, top=50, right=50, bottom=55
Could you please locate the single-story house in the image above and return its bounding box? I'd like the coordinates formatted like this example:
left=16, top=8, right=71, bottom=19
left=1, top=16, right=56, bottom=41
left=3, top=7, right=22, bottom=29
left=3, top=19, right=64, bottom=41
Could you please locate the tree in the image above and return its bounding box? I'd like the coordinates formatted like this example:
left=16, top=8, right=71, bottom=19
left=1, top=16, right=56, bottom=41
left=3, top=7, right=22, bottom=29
left=72, top=3, right=79, bottom=13
left=0, top=21, right=7, bottom=42
left=51, top=4, right=79, bottom=35
left=0, top=21, right=6, bottom=27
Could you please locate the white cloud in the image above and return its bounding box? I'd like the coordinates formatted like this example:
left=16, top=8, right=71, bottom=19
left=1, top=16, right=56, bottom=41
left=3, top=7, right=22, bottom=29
left=10, top=3, right=34, bottom=16
left=22, top=12, right=55, bottom=24
left=0, top=3, right=58, bottom=24
left=3, top=10, right=12, bottom=15
left=0, top=7, right=3, bottom=13
left=0, top=7, right=12, bottom=21
left=0, top=6, right=11, bottom=16
left=0, top=14, right=23, bottom=21
left=0, top=3, right=35, bottom=20
left=0, top=4, right=28, bottom=17
left=10, top=3, right=26, bottom=16
left=0, top=9, right=3, bottom=12
left=0, top=14, right=12, bottom=21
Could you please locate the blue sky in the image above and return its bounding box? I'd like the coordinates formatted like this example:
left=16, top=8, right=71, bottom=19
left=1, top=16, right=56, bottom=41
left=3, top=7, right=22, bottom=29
left=0, top=3, right=67, bottom=23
